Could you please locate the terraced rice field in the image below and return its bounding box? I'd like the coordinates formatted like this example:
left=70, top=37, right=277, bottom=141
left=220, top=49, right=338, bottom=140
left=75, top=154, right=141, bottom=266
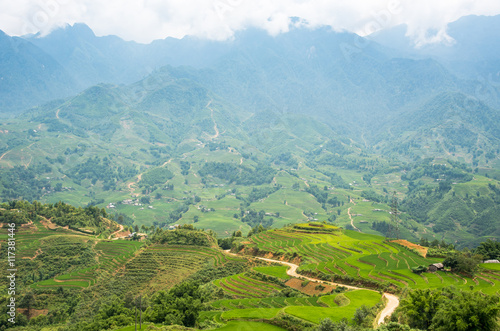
left=31, top=239, right=143, bottom=289
left=202, top=289, right=381, bottom=325
left=213, top=321, right=287, bottom=331
left=32, top=266, right=99, bottom=288
left=253, top=265, right=290, bottom=280
left=112, top=244, right=240, bottom=293
left=33, top=243, right=230, bottom=292
left=284, top=290, right=382, bottom=323
left=247, top=229, right=500, bottom=294
left=95, top=240, right=144, bottom=272
left=213, top=273, right=283, bottom=298
left=210, top=295, right=328, bottom=310
left=0, top=220, right=80, bottom=259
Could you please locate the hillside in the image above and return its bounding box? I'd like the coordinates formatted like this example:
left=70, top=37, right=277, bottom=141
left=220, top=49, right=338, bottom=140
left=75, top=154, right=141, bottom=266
left=1, top=206, right=499, bottom=330
left=0, top=63, right=499, bottom=248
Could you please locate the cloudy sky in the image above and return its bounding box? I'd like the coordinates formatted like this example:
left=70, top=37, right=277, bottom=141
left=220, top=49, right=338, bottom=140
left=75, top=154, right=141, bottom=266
left=1, top=0, right=500, bottom=45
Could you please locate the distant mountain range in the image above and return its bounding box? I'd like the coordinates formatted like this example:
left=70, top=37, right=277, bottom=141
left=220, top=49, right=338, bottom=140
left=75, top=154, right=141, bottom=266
left=1, top=16, right=499, bottom=126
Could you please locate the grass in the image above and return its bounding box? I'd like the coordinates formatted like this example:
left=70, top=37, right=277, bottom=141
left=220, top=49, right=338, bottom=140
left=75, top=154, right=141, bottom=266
left=214, top=321, right=287, bottom=331
left=253, top=265, right=291, bottom=280
left=214, top=273, right=283, bottom=298
left=221, top=308, right=282, bottom=320
left=285, top=290, right=381, bottom=323
left=481, top=263, right=500, bottom=271
left=113, top=323, right=163, bottom=331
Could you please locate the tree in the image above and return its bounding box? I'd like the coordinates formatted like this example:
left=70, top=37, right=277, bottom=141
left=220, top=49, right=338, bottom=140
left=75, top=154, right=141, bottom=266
left=475, top=239, right=500, bottom=260
left=398, top=289, right=443, bottom=330
left=318, top=318, right=335, bottom=331
left=19, top=291, right=35, bottom=319
left=377, top=322, right=412, bottom=331
left=317, top=318, right=352, bottom=331
left=443, top=251, right=482, bottom=275
left=352, top=305, right=372, bottom=326
left=431, top=291, right=500, bottom=331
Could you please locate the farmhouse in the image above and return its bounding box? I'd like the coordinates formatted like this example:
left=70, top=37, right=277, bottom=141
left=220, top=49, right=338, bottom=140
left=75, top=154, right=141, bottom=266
left=168, top=224, right=180, bottom=231
left=483, top=259, right=500, bottom=263
left=428, top=263, right=444, bottom=272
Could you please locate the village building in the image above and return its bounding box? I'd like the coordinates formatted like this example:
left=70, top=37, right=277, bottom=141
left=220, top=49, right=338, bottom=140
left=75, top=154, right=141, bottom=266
left=428, top=263, right=444, bottom=272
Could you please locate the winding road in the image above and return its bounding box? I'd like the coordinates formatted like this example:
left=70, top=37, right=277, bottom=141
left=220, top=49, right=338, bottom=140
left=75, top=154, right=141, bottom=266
left=205, top=100, right=220, bottom=140
left=224, top=250, right=399, bottom=325
left=108, top=224, right=125, bottom=240
left=348, top=207, right=361, bottom=232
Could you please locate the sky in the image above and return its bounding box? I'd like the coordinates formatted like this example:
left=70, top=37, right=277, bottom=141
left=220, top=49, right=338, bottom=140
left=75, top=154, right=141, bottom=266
left=1, top=0, right=500, bottom=45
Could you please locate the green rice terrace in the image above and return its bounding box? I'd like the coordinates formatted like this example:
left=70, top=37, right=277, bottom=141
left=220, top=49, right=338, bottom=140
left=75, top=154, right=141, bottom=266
left=238, top=226, right=500, bottom=295
left=1, top=202, right=500, bottom=330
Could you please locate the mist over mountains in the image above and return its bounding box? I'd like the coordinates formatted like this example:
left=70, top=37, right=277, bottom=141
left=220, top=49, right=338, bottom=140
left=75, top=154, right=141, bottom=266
left=1, top=16, right=499, bottom=135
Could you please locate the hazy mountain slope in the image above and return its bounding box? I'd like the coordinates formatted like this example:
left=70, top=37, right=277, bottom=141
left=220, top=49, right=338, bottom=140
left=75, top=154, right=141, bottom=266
left=377, top=92, right=500, bottom=164
left=25, top=23, right=149, bottom=88
left=0, top=30, right=75, bottom=114
left=369, top=15, right=500, bottom=108
left=6, top=24, right=472, bottom=136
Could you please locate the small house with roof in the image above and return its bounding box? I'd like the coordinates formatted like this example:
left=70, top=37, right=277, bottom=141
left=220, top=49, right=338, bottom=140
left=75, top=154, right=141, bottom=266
left=428, top=263, right=444, bottom=272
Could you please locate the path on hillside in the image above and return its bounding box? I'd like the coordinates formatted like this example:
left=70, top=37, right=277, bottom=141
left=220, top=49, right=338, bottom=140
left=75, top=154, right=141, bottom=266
left=0, top=150, right=10, bottom=162
left=224, top=250, right=399, bottom=325
left=206, top=100, right=220, bottom=140
left=348, top=206, right=360, bottom=232
left=127, top=173, right=142, bottom=193
left=108, top=224, right=125, bottom=240
left=22, top=142, right=36, bottom=168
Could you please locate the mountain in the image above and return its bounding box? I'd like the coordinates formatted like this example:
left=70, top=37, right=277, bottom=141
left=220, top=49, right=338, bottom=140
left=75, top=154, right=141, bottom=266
left=369, top=15, right=500, bottom=81
left=0, top=30, right=75, bottom=115
left=0, top=19, right=499, bottom=248
left=0, top=24, right=470, bottom=123
left=25, top=23, right=150, bottom=88
left=378, top=92, right=500, bottom=162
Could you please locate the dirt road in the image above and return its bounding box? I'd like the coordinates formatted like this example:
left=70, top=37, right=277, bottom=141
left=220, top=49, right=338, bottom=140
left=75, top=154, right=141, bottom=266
left=348, top=207, right=360, bottom=232
left=108, top=224, right=125, bottom=240
left=378, top=293, right=399, bottom=324
left=224, top=250, right=399, bottom=325
left=206, top=100, right=220, bottom=140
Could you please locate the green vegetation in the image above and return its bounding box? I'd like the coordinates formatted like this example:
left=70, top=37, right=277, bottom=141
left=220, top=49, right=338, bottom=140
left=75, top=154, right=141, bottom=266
left=2, top=198, right=500, bottom=331
left=285, top=290, right=381, bottom=323
left=394, top=287, right=500, bottom=331
left=139, top=166, right=174, bottom=187
left=253, top=266, right=291, bottom=280
left=214, top=321, right=287, bottom=331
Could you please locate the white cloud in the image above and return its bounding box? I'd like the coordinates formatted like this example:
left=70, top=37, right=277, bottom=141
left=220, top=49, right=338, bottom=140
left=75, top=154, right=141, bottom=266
left=0, top=0, right=499, bottom=44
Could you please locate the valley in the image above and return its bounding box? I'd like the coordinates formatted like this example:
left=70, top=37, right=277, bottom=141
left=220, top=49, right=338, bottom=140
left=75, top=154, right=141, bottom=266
left=1, top=14, right=500, bottom=331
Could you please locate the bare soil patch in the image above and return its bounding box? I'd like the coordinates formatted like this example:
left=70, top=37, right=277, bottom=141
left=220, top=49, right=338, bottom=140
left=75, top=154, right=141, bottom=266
left=285, top=277, right=335, bottom=295
left=391, top=239, right=428, bottom=257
